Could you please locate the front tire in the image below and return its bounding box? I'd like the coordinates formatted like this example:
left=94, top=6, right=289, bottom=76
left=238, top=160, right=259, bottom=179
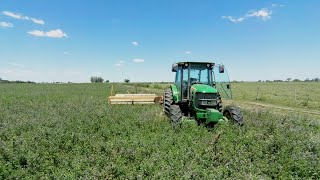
left=216, top=94, right=223, bottom=112
left=170, top=105, right=182, bottom=125
left=223, top=106, right=244, bottom=126
left=163, top=89, right=173, bottom=115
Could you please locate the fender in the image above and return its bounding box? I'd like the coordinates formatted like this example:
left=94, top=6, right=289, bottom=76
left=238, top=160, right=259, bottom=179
left=170, top=84, right=180, bottom=103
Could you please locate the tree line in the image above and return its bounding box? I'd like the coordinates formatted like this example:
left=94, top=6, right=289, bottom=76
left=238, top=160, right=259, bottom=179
left=0, top=78, right=35, bottom=84
left=90, top=76, right=130, bottom=83
left=1, top=76, right=131, bottom=84
left=259, top=78, right=320, bottom=82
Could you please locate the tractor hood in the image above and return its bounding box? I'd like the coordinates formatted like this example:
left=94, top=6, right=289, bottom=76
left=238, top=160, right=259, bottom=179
left=191, top=84, right=217, bottom=93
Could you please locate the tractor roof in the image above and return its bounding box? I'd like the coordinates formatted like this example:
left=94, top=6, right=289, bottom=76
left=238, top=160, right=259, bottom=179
left=172, top=61, right=217, bottom=72
left=176, top=62, right=215, bottom=65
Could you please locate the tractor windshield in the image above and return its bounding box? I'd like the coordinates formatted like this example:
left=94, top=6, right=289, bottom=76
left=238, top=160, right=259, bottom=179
left=188, top=64, right=212, bottom=85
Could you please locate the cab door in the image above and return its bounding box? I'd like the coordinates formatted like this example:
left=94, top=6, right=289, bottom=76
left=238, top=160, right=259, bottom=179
left=181, top=66, right=189, bottom=101
left=175, top=66, right=182, bottom=100
left=213, top=65, right=232, bottom=99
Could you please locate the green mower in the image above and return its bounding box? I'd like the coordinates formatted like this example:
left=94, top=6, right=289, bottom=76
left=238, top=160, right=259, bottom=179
left=163, top=62, right=243, bottom=126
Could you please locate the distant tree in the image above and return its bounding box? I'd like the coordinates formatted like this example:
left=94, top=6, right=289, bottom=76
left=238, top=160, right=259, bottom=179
left=313, top=78, right=319, bottom=82
left=105, top=80, right=110, bottom=83
left=97, top=77, right=104, bottom=83
left=305, top=78, right=310, bottom=82
left=274, top=80, right=283, bottom=82
left=293, top=79, right=301, bottom=82
left=266, top=80, right=271, bottom=82
left=90, top=76, right=104, bottom=83
left=124, top=79, right=130, bottom=83
left=258, top=80, right=262, bottom=82
left=286, top=78, right=292, bottom=82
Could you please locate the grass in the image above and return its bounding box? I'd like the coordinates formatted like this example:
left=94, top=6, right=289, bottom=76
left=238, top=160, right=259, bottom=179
left=0, top=83, right=319, bottom=179
left=232, top=82, right=320, bottom=111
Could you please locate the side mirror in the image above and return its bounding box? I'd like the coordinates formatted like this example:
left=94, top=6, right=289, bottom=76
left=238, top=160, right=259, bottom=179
left=172, top=64, right=178, bottom=72
left=219, top=65, right=225, bottom=73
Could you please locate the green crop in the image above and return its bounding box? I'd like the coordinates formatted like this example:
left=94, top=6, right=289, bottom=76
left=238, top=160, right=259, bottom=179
left=0, top=83, right=319, bottom=179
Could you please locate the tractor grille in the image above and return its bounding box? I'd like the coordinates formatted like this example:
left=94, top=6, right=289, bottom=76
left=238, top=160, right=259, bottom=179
left=194, top=93, right=217, bottom=109
left=196, top=93, right=217, bottom=100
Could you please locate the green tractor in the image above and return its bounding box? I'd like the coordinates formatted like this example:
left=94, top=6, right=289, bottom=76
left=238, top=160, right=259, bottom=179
left=163, top=62, right=243, bottom=126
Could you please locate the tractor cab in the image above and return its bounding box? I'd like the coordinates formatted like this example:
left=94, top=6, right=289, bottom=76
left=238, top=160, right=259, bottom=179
left=172, top=62, right=232, bottom=103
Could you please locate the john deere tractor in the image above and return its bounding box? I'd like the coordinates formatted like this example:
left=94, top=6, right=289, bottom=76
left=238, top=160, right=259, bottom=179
left=163, top=62, right=243, bottom=126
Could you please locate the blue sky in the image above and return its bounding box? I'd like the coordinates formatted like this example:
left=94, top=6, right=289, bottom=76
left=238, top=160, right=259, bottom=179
left=0, top=0, right=319, bottom=82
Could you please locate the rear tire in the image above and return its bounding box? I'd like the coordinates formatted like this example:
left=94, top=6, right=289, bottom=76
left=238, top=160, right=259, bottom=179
left=170, top=105, right=183, bottom=125
left=163, top=89, right=173, bottom=115
left=223, top=106, right=244, bottom=126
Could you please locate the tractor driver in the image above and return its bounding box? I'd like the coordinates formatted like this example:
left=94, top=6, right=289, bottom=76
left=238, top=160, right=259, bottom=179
left=190, top=77, right=199, bottom=85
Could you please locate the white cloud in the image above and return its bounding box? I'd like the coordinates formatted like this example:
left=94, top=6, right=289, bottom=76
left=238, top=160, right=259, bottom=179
left=30, top=18, right=45, bottom=25
left=0, top=21, right=13, bottom=28
left=185, top=51, right=192, bottom=54
left=246, top=8, right=272, bottom=21
left=115, top=61, right=125, bottom=67
left=272, top=4, right=284, bottom=7
left=222, top=16, right=245, bottom=23
left=222, top=8, right=273, bottom=23
left=132, top=41, right=139, bottom=46
left=3, top=11, right=45, bottom=25
left=115, top=63, right=124, bottom=67
left=3, top=11, right=24, bottom=19
left=28, top=29, right=68, bottom=38
left=132, top=59, right=144, bottom=63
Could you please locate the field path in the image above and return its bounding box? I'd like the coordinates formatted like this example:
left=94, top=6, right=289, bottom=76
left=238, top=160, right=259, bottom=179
left=226, top=100, right=320, bottom=117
